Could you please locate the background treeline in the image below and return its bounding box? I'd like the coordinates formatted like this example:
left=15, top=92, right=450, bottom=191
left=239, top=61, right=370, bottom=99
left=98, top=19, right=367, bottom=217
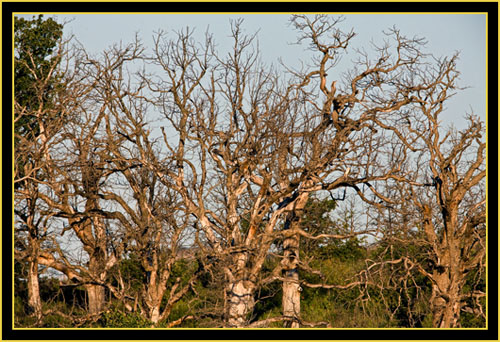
left=13, top=15, right=486, bottom=328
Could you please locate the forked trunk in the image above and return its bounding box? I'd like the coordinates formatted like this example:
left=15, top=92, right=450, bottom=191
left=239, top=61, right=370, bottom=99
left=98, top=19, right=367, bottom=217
left=431, top=270, right=462, bottom=328
left=226, top=279, right=255, bottom=328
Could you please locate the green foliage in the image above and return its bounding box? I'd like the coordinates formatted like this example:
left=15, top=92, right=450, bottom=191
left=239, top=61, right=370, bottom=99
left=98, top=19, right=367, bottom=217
left=299, top=196, right=337, bottom=255
left=169, top=258, right=198, bottom=286
left=421, top=313, right=434, bottom=328
left=15, top=14, right=63, bottom=114
left=299, top=196, right=367, bottom=262
left=459, top=265, right=486, bottom=327
left=315, top=237, right=366, bottom=261
left=166, top=298, right=190, bottom=324
left=298, top=255, right=396, bottom=328
left=252, top=256, right=282, bottom=324
left=39, top=303, right=75, bottom=328
left=14, top=296, right=25, bottom=317
left=14, top=14, right=65, bottom=187
left=112, top=253, right=147, bottom=292
left=39, top=276, right=61, bottom=301
left=365, top=239, right=436, bottom=327
left=14, top=304, right=38, bottom=327
left=14, top=260, right=28, bottom=300
left=100, top=309, right=152, bottom=328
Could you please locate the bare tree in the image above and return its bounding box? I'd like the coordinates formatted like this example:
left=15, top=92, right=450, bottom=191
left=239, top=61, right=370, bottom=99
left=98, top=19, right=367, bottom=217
left=140, top=16, right=445, bottom=327
left=42, top=37, right=201, bottom=325
left=23, top=32, right=205, bottom=326
left=364, top=53, right=486, bottom=327
left=100, top=69, right=199, bottom=324
left=272, top=15, right=451, bottom=327
left=34, top=41, right=145, bottom=315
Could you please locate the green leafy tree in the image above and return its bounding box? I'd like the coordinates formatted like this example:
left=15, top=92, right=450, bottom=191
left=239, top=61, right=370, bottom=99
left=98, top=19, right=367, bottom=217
left=14, top=14, right=63, bottom=139
left=14, top=14, right=64, bottom=323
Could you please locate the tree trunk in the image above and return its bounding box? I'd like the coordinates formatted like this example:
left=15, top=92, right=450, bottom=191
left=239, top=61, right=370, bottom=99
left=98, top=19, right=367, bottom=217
left=144, top=270, right=163, bottom=324
left=431, top=275, right=462, bottom=328
left=150, top=305, right=161, bottom=324
left=27, top=256, right=42, bottom=320
left=431, top=239, right=462, bottom=327
left=86, top=250, right=106, bottom=315
left=86, top=283, right=105, bottom=315
left=282, top=213, right=301, bottom=328
left=281, top=193, right=308, bottom=328
left=282, top=268, right=300, bottom=328
left=226, top=279, right=255, bottom=327
left=24, top=199, right=43, bottom=320
left=430, top=210, right=464, bottom=328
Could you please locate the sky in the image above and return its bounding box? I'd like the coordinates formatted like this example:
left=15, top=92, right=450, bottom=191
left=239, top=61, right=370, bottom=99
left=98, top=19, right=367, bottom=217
left=17, top=13, right=487, bottom=127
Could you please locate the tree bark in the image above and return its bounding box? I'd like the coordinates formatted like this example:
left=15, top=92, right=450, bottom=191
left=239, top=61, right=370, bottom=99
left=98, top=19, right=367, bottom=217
left=282, top=218, right=301, bottom=328
left=431, top=219, right=463, bottom=328
left=86, top=246, right=107, bottom=315
left=282, top=268, right=300, bottom=328
left=226, top=279, right=255, bottom=328
left=150, top=305, right=161, bottom=324
left=281, top=192, right=309, bottom=328
left=144, top=270, right=164, bottom=324
left=27, top=253, right=42, bottom=320
left=86, top=283, right=105, bottom=315
left=431, top=270, right=462, bottom=328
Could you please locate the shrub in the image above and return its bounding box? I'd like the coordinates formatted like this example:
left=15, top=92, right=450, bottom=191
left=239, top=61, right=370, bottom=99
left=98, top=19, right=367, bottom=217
left=100, top=309, right=152, bottom=328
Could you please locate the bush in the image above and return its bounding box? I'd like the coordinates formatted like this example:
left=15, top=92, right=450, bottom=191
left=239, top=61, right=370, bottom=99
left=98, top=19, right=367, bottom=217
left=100, top=309, right=152, bottom=328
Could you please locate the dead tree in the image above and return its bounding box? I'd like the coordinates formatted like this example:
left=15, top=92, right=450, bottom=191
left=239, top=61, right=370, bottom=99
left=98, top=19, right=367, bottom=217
left=101, top=72, right=198, bottom=324
left=366, top=52, right=486, bottom=327
left=32, top=33, right=208, bottom=326
left=34, top=42, right=144, bottom=315
left=141, top=17, right=438, bottom=328
left=272, top=15, right=452, bottom=327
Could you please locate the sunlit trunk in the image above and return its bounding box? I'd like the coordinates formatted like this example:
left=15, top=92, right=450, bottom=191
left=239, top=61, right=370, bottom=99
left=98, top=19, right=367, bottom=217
left=144, top=270, right=165, bottom=324
left=27, top=255, right=42, bottom=320
left=282, top=213, right=301, bottom=328
left=431, top=216, right=462, bottom=328
left=226, top=279, right=255, bottom=328
left=150, top=305, right=161, bottom=324
left=86, top=283, right=105, bottom=315
left=282, top=268, right=300, bottom=328
left=86, top=249, right=106, bottom=315
left=281, top=193, right=308, bottom=328
left=431, top=273, right=461, bottom=328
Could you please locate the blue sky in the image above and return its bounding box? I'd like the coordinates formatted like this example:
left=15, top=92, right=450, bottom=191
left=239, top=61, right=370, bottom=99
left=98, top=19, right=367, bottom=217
left=18, top=13, right=487, bottom=127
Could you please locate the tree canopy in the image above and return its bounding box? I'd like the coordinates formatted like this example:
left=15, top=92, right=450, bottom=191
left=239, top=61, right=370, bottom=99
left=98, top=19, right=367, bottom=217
left=14, top=15, right=63, bottom=138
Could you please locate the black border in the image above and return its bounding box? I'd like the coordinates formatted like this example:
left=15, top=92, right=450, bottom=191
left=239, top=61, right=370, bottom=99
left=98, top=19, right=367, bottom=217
left=2, top=1, right=499, bottom=13
left=3, top=1, right=498, bottom=341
